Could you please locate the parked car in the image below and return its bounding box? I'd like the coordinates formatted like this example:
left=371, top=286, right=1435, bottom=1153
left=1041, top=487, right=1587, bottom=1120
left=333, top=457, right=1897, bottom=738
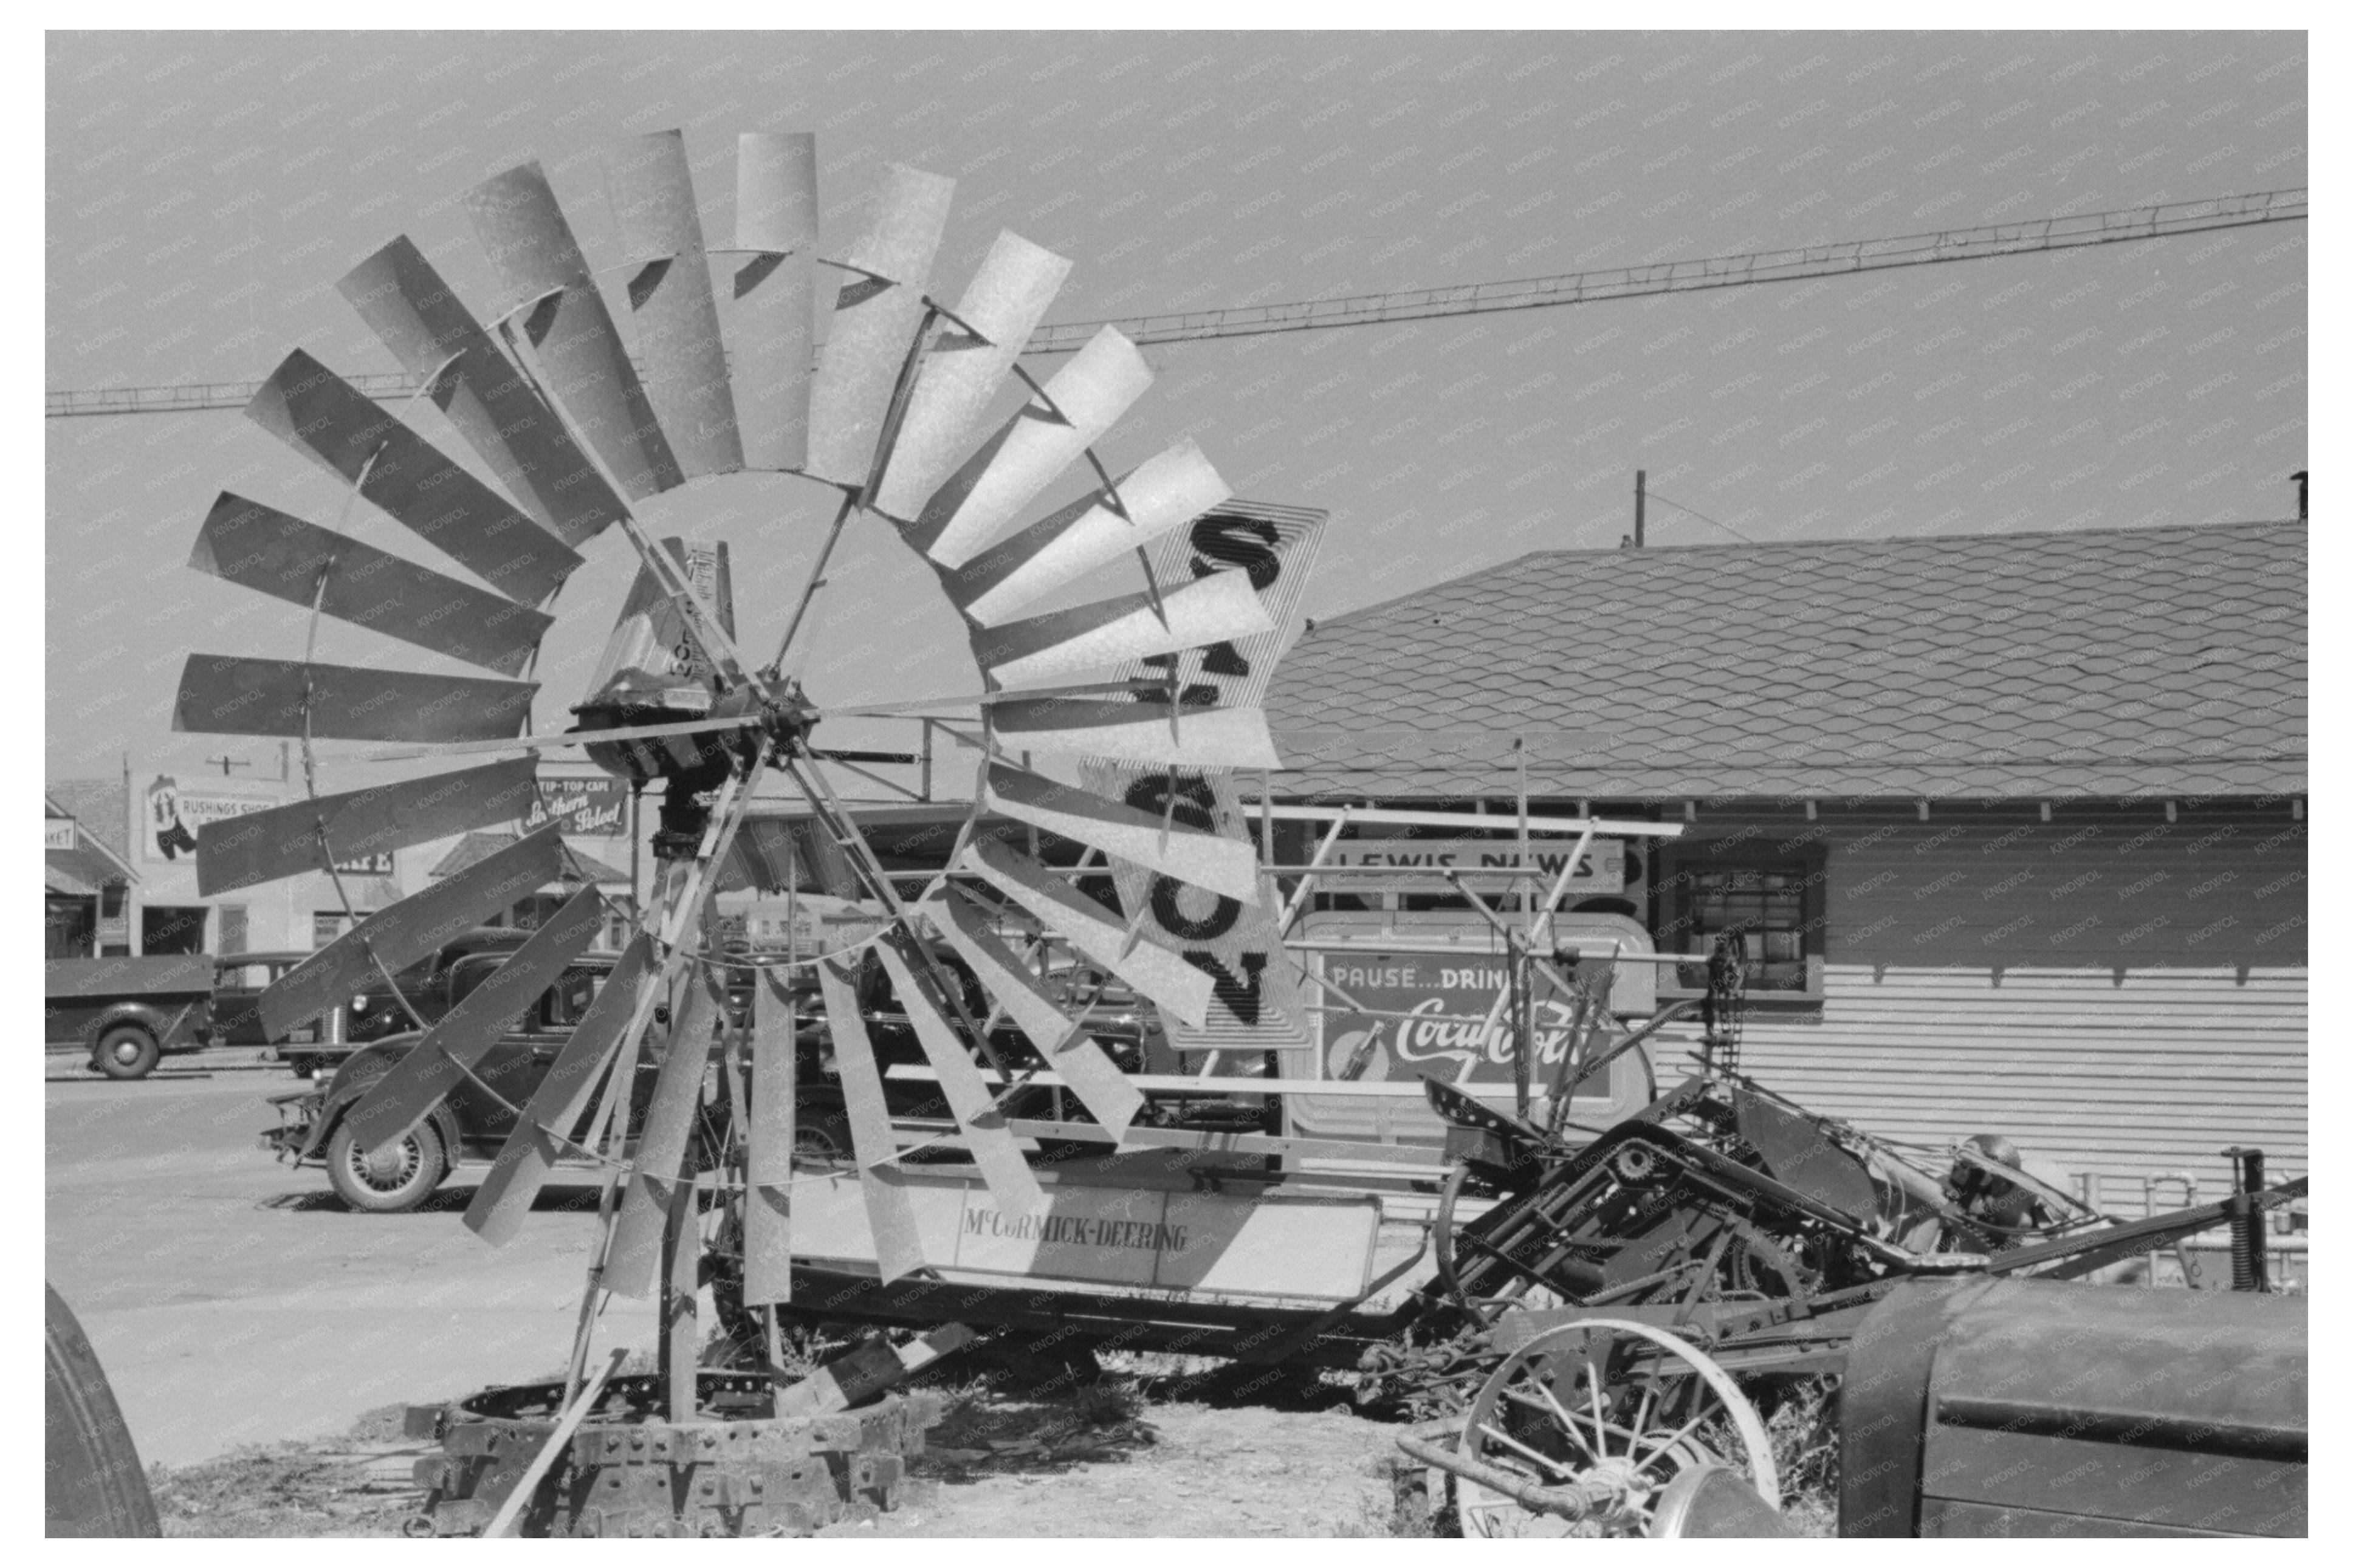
left=263, top=952, right=637, bottom=1213
left=261, top=939, right=1161, bottom=1213
left=338, top=927, right=537, bottom=1047
left=44, top=956, right=213, bottom=1080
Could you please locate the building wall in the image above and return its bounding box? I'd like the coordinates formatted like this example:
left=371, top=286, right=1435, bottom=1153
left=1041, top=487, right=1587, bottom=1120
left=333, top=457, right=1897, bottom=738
left=1678, top=803, right=2306, bottom=1199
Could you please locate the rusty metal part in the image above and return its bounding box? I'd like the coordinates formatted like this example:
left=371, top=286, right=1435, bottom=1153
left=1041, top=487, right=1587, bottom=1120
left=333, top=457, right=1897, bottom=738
left=405, top=1372, right=941, bottom=1538
left=1398, top=1431, right=1623, bottom=1524
left=2222, top=1146, right=2270, bottom=1292
left=1441, top=1315, right=1780, bottom=1538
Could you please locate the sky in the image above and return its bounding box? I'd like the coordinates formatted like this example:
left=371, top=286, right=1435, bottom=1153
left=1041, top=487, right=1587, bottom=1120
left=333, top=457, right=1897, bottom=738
left=44, top=29, right=2307, bottom=795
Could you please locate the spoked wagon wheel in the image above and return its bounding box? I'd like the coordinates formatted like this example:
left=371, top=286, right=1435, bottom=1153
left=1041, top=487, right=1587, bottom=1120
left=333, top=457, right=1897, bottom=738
left=1451, top=1317, right=1778, bottom=1538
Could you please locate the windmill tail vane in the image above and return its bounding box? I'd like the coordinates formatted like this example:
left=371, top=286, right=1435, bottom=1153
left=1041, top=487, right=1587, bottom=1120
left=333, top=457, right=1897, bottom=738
left=171, top=126, right=1327, bottom=1349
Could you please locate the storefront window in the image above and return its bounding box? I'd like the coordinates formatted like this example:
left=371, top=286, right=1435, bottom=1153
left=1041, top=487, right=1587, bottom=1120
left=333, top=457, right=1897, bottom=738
left=142, top=904, right=210, bottom=956
left=312, top=910, right=375, bottom=948
left=1655, top=849, right=1825, bottom=998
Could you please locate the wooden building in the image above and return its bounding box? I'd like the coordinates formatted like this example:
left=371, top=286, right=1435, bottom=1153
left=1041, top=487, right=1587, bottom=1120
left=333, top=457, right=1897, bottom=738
left=1266, top=520, right=2306, bottom=1205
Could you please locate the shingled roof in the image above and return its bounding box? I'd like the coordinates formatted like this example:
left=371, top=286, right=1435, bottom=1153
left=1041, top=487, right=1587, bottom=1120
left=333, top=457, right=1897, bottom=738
left=1269, top=520, right=2305, bottom=801
left=431, top=832, right=631, bottom=886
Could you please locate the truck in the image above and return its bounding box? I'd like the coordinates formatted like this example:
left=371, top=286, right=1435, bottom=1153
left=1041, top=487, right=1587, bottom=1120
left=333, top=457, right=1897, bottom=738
left=44, top=956, right=214, bottom=1080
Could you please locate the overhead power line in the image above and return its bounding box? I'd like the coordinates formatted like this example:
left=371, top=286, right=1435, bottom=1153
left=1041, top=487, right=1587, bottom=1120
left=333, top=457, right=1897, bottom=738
left=46, top=187, right=2304, bottom=419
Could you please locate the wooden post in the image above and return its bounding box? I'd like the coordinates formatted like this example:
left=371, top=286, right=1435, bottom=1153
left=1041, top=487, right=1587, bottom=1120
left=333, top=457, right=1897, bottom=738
left=1511, top=933, right=1532, bottom=1121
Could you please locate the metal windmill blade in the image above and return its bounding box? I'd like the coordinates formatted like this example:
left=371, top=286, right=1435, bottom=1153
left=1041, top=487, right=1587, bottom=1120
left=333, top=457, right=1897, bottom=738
left=339, top=235, right=629, bottom=546
left=941, top=439, right=1234, bottom=627
left=169, top=129, right=1350, bottom=1420
left=902, top=325, right=1154, bottom=567
left=1074, top=504, right=1331, bottom=1060
left=803, top=163, right=953, bottom=491
left=868, top=230, right=1071, bottom=519
left=246, top=348, right=585, bottom=604
left=730, top=132, right=820, bottom=473
left=465, top=160, right=684, bottom=498
left=606, top=129, right=743, bottom=478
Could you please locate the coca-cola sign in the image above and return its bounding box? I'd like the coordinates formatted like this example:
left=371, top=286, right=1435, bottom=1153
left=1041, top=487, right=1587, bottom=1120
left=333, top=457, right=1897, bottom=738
left=1321, top=954, right=1615, bottom=1088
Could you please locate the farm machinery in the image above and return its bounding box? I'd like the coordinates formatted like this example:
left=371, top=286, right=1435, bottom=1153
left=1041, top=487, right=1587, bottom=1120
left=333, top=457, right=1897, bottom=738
left=167, top=103, right=2304, bottom=1538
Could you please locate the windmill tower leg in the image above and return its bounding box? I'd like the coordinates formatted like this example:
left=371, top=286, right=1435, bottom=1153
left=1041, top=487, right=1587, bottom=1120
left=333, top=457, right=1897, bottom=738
left=659, top=1177, right=700, bottom=1423
left=654, top=898, right=714, bottom=1424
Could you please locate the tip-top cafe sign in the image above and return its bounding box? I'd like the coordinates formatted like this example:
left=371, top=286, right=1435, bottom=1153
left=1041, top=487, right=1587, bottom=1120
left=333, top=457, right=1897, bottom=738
left=1316, top=836, right=1627, bottom=892
left=524, top=776, right=632, bottom=839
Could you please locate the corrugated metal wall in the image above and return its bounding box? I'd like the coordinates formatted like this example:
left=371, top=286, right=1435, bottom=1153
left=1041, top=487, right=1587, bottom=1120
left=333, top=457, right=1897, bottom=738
left=1718, top=806, right=2306, bottom=1199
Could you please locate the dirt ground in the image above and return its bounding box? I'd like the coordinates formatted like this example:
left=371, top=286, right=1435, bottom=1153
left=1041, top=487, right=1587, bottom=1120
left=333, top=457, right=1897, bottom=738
left=149, top=1375, right=1421, bottom=1538
left=65, top=1056, right=1820, bottom=1539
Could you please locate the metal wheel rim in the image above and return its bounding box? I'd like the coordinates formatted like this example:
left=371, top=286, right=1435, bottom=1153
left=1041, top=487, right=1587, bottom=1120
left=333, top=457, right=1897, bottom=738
left=1454, top=1315, right=1779, bottom=1538
left=108, top=1036, right=147, bottom=1067
left=345, top=1131, right=425, bottom=1193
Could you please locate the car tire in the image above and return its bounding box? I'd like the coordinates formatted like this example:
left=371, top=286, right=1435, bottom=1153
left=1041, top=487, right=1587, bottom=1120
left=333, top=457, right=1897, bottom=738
left=325, top=1118, right=448, bottom=1214
left=92, top=1027, right=160, bottom=1081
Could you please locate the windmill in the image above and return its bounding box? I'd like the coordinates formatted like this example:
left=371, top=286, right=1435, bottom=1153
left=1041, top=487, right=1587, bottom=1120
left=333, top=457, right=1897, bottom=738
left=169, top=127, right=1325, bottom=1518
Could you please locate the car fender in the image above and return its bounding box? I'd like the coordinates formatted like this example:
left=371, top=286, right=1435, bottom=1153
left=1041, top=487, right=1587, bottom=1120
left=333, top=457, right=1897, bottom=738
left=78, top=999, right=172, bottom=1045
left=301, top=1040, right=461, bottom=1163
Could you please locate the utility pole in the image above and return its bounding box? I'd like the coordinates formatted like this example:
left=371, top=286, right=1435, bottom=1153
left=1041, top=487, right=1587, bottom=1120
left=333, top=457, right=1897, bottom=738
left=1634, top=470, right=1646, bottom=549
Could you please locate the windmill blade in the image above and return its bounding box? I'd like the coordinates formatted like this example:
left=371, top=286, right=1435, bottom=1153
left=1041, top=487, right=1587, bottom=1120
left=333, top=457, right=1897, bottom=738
left=256, top=824, right=566, bottom=1039
left=732, top=132, right=819, bottom=472
left=1080, top=506, right=1327, bottom=1060
left=988, top=696, right=1282, bottom=772
left=602, top=957, right=727, bottom=1299
left=944, top=439, right=1235, bottom=627
left=873, top=933, right=1044, bottom=1217
left=189, top=493, right=553, bottom=677
left=981, top=761, right=1260, bottom=905
left=195, top=757, right=539, bottom=897
left=466, top=161, right=683, bottom=499
left=816, top=678, right=1167, bottom=717
left=246, top=350, right=583, bottom=605
left=804, top=164, right=955, bottom=491
left=174, top=654, right=536, bottom=745
left=607, top=129, right=742, bottom=478
left=816, top=953, right=926, bottom=1282
left=362, top=714, right=760, bottom=762
left=971, top=569, right=1275, bottom=688
left=870, top=231, right=1071, bottom=519
left=338, top=235, right=627, bottom=547
left=925, top=886, right=1144, bottom=1138
left=909, top=325, right=1153, bottom=570
left=960, top=837, right=1215, bottom=1029
left=340, top=885, right=605, bottom=1159
left=464, top=933, right=658, bottom=1247
left=741, top=969, right=797, bottom=1305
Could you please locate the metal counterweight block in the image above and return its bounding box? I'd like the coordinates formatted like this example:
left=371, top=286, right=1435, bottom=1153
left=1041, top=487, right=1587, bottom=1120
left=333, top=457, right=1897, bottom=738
left=405, top=1372, right=941, bottom=1538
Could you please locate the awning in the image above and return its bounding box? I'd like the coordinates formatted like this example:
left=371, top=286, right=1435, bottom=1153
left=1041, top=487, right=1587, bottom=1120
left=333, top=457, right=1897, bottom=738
left=46, top=862, right=97, bottom=897
left=46, top=843, right=131, bottom=897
